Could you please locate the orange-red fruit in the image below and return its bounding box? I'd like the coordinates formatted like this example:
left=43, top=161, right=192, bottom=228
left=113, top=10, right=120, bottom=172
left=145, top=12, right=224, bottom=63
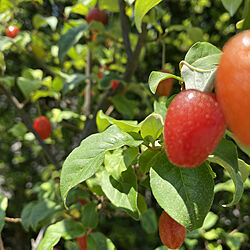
left=77, top=235, right=88, bottom=250
left=98, top=71, right=103, bottom=79
left=164, top=89, right=226, bottom=167
left=110, top=80, right=120, bottom=90
left=33, top=116, right=52, bottom=140
left=156, top=70, right=174, bottom=97
left=216, top=30, right=250, bottom=147
left=86, top=8, right=107, bottom=25
left=159, top=211, right=186, bottom=249
left=6, top=25, right=20, bottom=38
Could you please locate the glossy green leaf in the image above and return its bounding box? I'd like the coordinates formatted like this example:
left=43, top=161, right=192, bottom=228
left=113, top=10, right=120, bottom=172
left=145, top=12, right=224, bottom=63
left=58, top=25, right=88, bottom=62
left=0, top=76, right=14, bottom=88
left=104, top=147, right=138, bottom=180
left=87, top=232, right=117, bottom=250
left=140, top=208, right=158, bottom=234
left=101, top=167, right=139, bottom=220
left=221, top=0, right=243, bottom=16
left=208, top=138, right=244, bottom=207
left=96, top=110, right=140, bottom=133
left=134, top=0, right=163, bottom=33
left=60, top=125, right=142, bottom=207
left=148, top=71, right=182, bottom=94
left=140, top=113, right=163, bottom=143
left=202, top=212, right=219, bottom=230
left=238, top=159, right=250, bottom=182
left=0, top=194, right=8, bottom=233
left=45, top=16, right=58, bottom=31
left=153, top=100, right=167, bottom=121
left=99, top=0, right=119, bottom=12
left=32, top=14, right=47, bottom=30
left=37, top=219, right=85, bottom=250
left=242, top=0, right=250, bottom=30
left=9, top=122, right=27, bottom=138
left=150, top=152, right=214, bottom=231
left=82, top=202, right=98, bottom=229
left=0, top=36, right=12, bottom=51
left=139, top=150, right=160, bottom=175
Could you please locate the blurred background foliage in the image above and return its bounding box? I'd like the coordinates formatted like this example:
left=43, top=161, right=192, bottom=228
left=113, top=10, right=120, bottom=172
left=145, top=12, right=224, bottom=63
left=0, top=0, right=249, bottom=249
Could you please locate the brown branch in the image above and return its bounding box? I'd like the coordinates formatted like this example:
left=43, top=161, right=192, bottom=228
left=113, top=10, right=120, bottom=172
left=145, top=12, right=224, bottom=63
left=124, top=23, right=147, bottom=82
left=4, top=217, right=21, bottom=223
left=119, top=0, right=133, bottom=60
left=0, top=84, right=60, bottom=169
left=0, top=235, right=4, bottom=250
left=83, top=48, right=92, bottom=116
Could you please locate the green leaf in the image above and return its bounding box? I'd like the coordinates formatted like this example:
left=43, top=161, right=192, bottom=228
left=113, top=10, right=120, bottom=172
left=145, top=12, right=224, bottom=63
left=101, top=167, right=139, bottom=220
left=140, top=208, right=158, bottom=234
left=150, top=152, right=214, bottom=231
left=0, top=194, right=8, bottom=233
left=139, top=150, right=160, bottom=175
left=45, top=16, right=58, bottom=31
left=202, top=212, right=219, bottom=230
left=87, top=232, right=117, bottom=250
left=180, top=42, right=221, bottom=91
left=140, top=113, right=163, bottom=143
left=60, top=125, right=142, bottom=207
left=221, top=0, right=243, bottom=16
left=148, top=71, right=182, bottom=94
left=0, top=76, right=15, bottom=88
left=82, top=202, right=98, bottom=229
left=153, top=100, right=167, bottom=121
left=21, top=200, right=61, bottom=231
left=17, top=77, right=42, bottom=98
left=9, top=122, right=27, bottom=138
left=58, top=25, right=88, bottom=62
left=238, top=159, right=250, bottom=182
left=208, top=138, right=244, bottom=207
left=0, top=36, right=12, bottom=51
left=37, top=219, right=85, bottom=250
left=61, top=73, right=89, bottom=94
left=104, top=147, right=138, bottom=180
left=96, top=110, right=140, bottom=133
left=32, top=14, right=47, bottom=30
left=99, top=0, right=119, bottom=12
left=134, top=0, right=163, bottom=33
left=242, top=0, right=250, bottom=30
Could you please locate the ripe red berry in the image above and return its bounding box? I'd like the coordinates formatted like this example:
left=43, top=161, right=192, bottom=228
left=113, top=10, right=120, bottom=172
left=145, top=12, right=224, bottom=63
left=86, top=8, right=107, bottom=25
left=216, top=30, right=250, bottom=147
left=156, top=70, right=174, bottom=97
left=164, top=89, right=226, bottom=168
left=110, top=80, right=120, bottom=90
left=78, top=199, right=86, bottom=207
left=98, top=71, right=103, bottom=79
left=77, top=235, right=88, bottom=250
left=159, top=211, right=186, bottom=249
left=33, top=116, right=52, bottom=140
left=6, top=25, right=20, bottom=38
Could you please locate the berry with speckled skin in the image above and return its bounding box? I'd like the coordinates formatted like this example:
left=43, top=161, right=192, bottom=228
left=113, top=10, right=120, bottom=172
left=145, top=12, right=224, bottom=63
left=86, top=8, right=107, bottom=25
left=77, top=235, right=88, bottom=250
left=164, top=89, right=226, bottom=168
left=156, top=70, right=174, bottom=97
left=33, top=116, right=52, bottom=140
left=216, top=30, right=250, bottom=147
left=159, top=211, right=186, bottom=249
left=6, top=25, right=20, bottom=38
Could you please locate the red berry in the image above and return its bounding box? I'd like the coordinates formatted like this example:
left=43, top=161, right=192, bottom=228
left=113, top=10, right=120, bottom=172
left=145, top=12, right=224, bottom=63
left=164, top=89, right=226, bottom=168
left=159, top=211, right=186, bottom=249
left=6, top=25, right=20, bottom=38
left=77, top=235, right=88, bottom=250
left=78, top=199, right=86, bottom=207
left=98, top=71, right=103, bottom=79
left=156, top=70, right=174, bottom=97
left=110, top=80, right=120, bottom=90
left=216, top=30, right=250, bottom=147
left=33, top=116, right=52, bottom=140
left=86, top=8, right=107, bottom=25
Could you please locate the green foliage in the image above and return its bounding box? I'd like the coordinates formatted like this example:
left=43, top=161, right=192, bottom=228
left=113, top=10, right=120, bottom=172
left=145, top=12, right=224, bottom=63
left=0, top=194, right=8, bottom=233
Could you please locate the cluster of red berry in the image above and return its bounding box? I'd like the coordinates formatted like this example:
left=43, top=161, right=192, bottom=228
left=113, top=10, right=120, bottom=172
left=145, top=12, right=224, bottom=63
left=159, top=30, right=250, bottom=249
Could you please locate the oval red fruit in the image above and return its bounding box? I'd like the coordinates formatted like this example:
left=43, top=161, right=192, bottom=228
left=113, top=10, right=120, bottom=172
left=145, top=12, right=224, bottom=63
left=110, top=80, right=120, bottom=90
left=86, top=8, right=107, bottom=25
left=33, top=116, right=52, bottom=140
left=77, top=235, right=88, bottom=250
left=216, top=30, right=250, bottom=147
left=156, top=70, right=174, bottom=97
left=164, top=89, right=226, bottom=168
left=6, top=25, right=20, bottom=38
left=159, top=211, right=186, bottom=249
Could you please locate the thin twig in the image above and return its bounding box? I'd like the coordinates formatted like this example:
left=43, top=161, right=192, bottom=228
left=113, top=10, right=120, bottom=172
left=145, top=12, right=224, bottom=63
left=0, top=84, right=60, bottom=169
left=4, top=217, right=21, bottom=223
left=31, top=227, right=46, bottom=250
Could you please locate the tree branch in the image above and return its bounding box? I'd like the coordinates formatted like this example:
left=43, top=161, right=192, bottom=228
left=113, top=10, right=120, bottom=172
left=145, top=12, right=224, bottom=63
left=31, top=227, right=46, bottom=250
left=0, top=84, right=60, bottom=169
left=4, top=217, right=21, bottom=223
left=124, top=23, right=147, bottom=82
left=119, top=0, right=133, bottom=60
